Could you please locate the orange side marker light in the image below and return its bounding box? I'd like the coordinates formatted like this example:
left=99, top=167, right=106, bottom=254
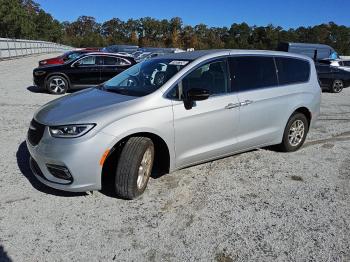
left=100, top=149, right=110, bottom=166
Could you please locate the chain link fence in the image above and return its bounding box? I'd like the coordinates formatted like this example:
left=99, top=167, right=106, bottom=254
left=0, top=38, right=72, bottom=60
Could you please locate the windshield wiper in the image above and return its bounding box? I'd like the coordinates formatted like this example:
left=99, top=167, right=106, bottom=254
left=103, top=87, right=128, bottom=95
left=95, top=84, right=105, bottom=90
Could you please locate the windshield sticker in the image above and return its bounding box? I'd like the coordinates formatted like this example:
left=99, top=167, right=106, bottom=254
left=169, top=60, right=189, bottom=66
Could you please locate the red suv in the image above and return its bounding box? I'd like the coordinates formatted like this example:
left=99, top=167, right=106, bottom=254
left=38, top=48, right=100, bottom=67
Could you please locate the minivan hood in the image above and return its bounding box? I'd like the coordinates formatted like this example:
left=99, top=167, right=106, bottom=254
left=35, top=88, right=138, bottom=125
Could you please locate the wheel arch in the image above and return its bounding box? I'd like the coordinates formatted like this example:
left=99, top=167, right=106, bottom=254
left=101, top=131, right=171, bottom=190
left=293, top=106, right=312, bottom=127
left=276, top=105, right=313, bottom=145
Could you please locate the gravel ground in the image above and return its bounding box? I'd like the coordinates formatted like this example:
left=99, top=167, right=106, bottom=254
left=0, top=54, right=349, bottom=262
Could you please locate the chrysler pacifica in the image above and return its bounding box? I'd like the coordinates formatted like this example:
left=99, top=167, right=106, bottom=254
left=27, top=50, right=321, bottom=199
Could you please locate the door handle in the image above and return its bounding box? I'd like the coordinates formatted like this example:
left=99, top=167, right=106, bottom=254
left=225, top=103, right=240, bottom=109
left=240, top=100, right=253, bottom=106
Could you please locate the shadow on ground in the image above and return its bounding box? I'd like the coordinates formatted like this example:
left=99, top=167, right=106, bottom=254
left=16, top=141, right=86, bottom=197
left=0, top=245, right=12, bottom=262
left=26, top=85, right=46, bottom=93
left=27, top=85, right=83, bottom=94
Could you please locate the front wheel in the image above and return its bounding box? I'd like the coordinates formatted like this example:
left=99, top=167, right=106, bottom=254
left=331, top=79, right=343, bottom=93
left=46, top=75, right=69, bottom=94
left=114, top=137, right=154, bottom=199
left=278, top=113, right=309, bottom=152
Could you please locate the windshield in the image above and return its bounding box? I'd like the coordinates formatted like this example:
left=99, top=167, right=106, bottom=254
left=63, top=51, right=84, bottom=63
left=101, top=58, right=191, bottom=97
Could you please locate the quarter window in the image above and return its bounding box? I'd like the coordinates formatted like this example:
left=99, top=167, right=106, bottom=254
left=275, top=57, right=310, bottom=85
left=229, top=56, right=278, bottom=91
left=104, top=56, right=130, bottom=66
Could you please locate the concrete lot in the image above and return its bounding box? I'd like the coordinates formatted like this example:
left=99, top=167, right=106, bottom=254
left=0, top=54, right=349, bottom=261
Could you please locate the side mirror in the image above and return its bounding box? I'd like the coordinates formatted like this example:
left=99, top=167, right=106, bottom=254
left=183, top=88, right=211, bottom=110
left=73, top=61, right=81, bottom=67
left=187, top=88, right=211, bottom=101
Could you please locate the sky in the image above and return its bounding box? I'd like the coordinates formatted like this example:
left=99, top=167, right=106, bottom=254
left=36, top=0, right=350, bottom=29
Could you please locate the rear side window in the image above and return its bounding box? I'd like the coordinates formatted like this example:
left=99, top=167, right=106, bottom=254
left=229, top=56, right=278, bottom=92
left=104, top=56, right=131, bottom=66
left=275, top=57, right=310, bottom=85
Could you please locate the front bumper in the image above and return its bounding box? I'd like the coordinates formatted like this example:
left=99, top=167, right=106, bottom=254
left=26, top=126, right=115, bottom=192
left=33, top=75, right=45, bottom=88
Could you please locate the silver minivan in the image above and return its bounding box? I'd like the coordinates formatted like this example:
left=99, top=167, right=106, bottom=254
left=27, top=50, right=321, bottom=199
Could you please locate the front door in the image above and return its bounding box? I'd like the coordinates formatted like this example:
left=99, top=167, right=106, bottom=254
left=171, top=59, right=240, bottom=168
left=68, top=55, right=103, bottom=87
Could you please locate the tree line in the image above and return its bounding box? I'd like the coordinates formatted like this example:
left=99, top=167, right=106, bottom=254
left=1, top=0, right=350, bottom=55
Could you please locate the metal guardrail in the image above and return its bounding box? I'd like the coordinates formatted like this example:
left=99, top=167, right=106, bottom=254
left=0, top=38, right=72, bottom=59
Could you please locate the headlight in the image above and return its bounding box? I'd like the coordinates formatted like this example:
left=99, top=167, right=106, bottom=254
left=40, top=61, right=47, bottom=65
left=34, top=71, right=46, bottom=76
left=49, top=124, right=95, bottom=138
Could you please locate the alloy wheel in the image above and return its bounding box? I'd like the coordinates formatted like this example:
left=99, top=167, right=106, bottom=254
left=137, top=148, right=153, bottom=189
left=288, top=119, right=305, bottom=147
left=49, top=78, right=66, bottom=94
left=332, top=80, right=343, bottom=93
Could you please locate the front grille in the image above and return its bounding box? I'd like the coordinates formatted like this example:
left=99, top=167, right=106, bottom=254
left=28, top=119, right=45, bottom=146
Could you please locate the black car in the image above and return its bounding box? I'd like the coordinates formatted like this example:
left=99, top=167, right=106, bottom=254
left=33, top=52, right=136, bottom=94
left=315, top=61, right=350, bottom=93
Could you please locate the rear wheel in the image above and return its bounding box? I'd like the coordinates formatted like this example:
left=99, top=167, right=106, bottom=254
left=331, top=79, right=343, bottom=93
left=114, top=137, right=154, bottom=199
left=46, top=75, right=69, bottom=94
left=279, top=113, right=309, bottom=152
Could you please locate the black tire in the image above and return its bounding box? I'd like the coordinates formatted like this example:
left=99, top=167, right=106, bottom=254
left=331, top=79, right=343, bottom=93
left=278, top=113, right=309, bottom=152
left=114, top=137, right=154, bottom=199
left=46, top=75, right=69, bottom=94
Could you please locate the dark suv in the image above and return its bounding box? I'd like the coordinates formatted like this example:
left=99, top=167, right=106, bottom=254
left=33, top=53, right=136, bottom=94
left=316, top=61, right=350, bottom=93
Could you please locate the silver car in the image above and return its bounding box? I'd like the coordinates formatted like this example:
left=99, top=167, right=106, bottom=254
left=27, top=50, right=321, bottom=199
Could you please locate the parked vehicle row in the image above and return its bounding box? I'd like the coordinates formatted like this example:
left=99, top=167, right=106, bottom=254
left=33, top=52, right=136, bottom=94
left=279, top=42, right=350, bottom=93
left=38, top=45, right=185, bottom=67
left=38, top=48, right=100, bottom=66
left=316, top=61, right=350, bottom=93
left=34, top=42, right=350, bottom=95
left=27, top=50, right=321, bottom=199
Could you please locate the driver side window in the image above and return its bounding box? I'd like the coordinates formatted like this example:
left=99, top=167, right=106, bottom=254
left=170, top=59, right=229, bottom=100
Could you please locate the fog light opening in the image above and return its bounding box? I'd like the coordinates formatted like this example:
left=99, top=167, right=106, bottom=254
left=46, top=164, right=73, bottom=181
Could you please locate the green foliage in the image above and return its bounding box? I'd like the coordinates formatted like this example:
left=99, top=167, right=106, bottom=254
left=1, top=0, right=350, bottom=54
left=0, top=0, right=63, bottom=41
